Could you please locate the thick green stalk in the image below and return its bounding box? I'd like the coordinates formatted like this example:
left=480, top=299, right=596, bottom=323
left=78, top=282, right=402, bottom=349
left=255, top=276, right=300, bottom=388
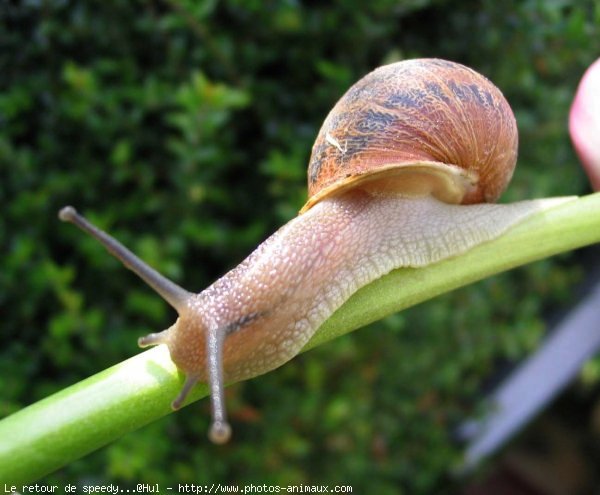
left=1, top=192, right=600, bottom=483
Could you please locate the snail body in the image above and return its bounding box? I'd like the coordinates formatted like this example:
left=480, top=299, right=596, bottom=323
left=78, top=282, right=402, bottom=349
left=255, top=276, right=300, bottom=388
left=60, top=59, right=557, bottom=443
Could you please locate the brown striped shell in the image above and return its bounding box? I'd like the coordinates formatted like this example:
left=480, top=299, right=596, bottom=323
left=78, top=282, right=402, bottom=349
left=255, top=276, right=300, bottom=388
left=301, top=59, right=518, bottom=213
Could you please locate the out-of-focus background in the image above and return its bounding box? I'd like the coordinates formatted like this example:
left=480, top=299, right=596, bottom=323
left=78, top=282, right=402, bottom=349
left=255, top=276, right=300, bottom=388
left=2, top=1, right=599, bottom=492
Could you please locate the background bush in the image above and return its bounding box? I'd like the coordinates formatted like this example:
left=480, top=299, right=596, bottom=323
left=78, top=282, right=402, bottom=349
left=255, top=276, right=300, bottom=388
left=1, top=0, right=599, bottom=492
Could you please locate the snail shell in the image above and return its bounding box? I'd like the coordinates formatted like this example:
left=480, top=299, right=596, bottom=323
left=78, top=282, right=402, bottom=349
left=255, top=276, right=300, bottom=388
left=303, top=59, right=518, bottom=212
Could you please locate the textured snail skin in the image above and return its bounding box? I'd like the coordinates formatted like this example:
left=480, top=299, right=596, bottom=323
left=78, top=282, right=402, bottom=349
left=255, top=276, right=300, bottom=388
left=162, top=191, right=548, bottom=386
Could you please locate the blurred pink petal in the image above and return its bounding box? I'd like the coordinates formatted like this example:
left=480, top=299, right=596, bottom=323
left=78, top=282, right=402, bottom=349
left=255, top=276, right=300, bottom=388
left=569, top=58, right=600, bottom=191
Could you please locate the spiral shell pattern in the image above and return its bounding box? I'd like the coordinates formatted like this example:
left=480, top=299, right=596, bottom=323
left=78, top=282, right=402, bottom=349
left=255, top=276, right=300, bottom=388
left=305, top=59, right=518, bottom=210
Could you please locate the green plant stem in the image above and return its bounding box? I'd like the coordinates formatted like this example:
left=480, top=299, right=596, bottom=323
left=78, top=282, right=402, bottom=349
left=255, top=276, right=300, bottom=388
left=2, top=192, right=600, bottom=483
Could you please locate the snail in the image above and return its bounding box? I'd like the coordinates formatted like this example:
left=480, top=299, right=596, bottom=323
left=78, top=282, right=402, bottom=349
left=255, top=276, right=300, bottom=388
left=59, top=58, right=559, bottom=444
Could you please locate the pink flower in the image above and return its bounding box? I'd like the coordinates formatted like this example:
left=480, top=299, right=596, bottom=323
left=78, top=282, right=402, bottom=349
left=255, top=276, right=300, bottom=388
left=569, top=58, right=600, bottom=191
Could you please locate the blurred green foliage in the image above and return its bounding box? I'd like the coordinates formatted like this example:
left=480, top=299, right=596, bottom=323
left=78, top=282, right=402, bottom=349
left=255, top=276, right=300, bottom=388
left=1, top=0, right=599, bottom=492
